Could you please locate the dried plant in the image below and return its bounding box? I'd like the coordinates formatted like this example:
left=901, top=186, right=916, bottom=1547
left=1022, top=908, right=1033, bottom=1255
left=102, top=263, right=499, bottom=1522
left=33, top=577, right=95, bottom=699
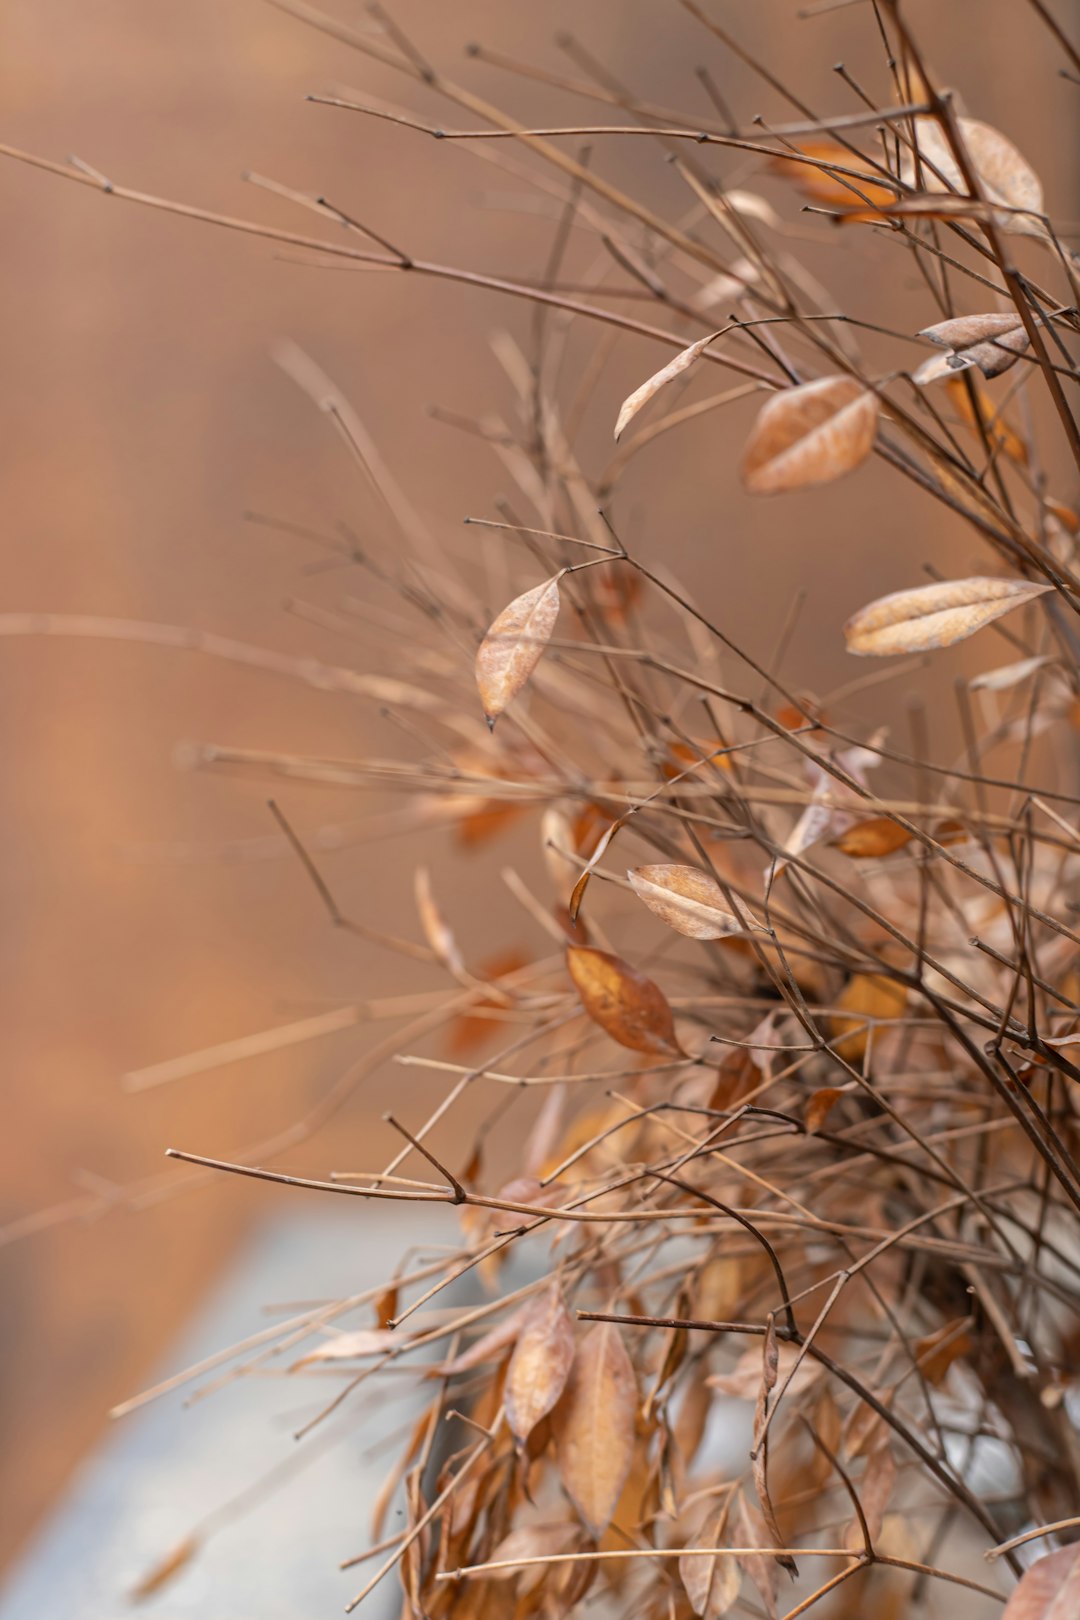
left=9, top=2, right=1080, bottom=1616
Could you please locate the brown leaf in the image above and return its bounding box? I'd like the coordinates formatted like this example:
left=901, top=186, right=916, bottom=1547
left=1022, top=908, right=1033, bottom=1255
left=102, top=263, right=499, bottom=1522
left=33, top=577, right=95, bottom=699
left=845, top=577, right=1051, bottom=657
left=907, top=115, right=1046, bottom=239
left=567, top=813, right=627, bottom=925
left=504, top=1284, right=576, bottom=1443
left=734, top=1495, right=780, bottom=1620
left=844, top=1441, right=897, bottom=1551
left=614, top=330, right=722, bottom=441
left=829, top=974, right=907, bottom=1064
left=475, top=576, right=561, bottom=726
left=915, top=1320, right=974, bottom=1385
left=917, top=312, right=1030, bottom=379
left=554, top=1321, right=638, bottom=1539
left=131, top=1535, right=200, bottom=1602
left=1001, top=1543, right=1080, bottom=1619
left=627, top=863, right=754, bottom=942
left=741, top=376, right=879, bottom=495
left=567, top=945, right=682, bottom=1056
left=832, top=817, right=914, bottom=859
left=804, top=1086, right=843, bottom=1134
left=680, top=1509, right=742, bottom=1619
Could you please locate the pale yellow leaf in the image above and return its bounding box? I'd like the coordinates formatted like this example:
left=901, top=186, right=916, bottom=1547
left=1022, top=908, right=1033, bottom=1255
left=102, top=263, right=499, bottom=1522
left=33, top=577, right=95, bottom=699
left=627, top=863, right=754, bottom=941
left=741, top=376, right=879, bottom=495
left=475, top=576, right=561, bottom=725
left=614, top=330, right=721, bottom=441
left=845, top=576, right=1052, bottom=657
left=907, top=115, right=1046, bottom=239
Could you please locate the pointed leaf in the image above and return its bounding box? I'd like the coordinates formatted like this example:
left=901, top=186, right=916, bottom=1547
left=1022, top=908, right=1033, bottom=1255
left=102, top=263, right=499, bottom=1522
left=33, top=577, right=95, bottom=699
left=614, top=330, right=722, bottom=441
left=554, top=1322, right=638, bottom=1539
left=845, top=576, right=1052, bottom=657
left=567, top=945, right=682, bottom=1056
left=680, top=1511, right=742, bottom=1619
left=476, top=576, right=561, bottom=725
left=415, top=866, right=466, bottom=978
left=1001, top=1543, right=1080, bottom=1618
left=741, top=376, right=879, bottom=495
left=504, top=1284, right=576, bottom=1443
left=627, top=863, right=754, bottom=941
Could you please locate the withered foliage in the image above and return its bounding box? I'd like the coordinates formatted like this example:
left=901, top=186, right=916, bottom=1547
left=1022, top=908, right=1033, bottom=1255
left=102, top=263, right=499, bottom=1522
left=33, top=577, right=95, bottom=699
left=10, top=2, right=1080, bottom=1617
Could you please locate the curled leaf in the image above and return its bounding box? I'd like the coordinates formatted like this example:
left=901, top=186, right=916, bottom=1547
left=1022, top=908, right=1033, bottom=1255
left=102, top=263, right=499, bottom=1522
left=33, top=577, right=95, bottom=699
left=627, top=863, right=754, bottom=941
left=918, top=312, right=1030, bottom=379
left=614, top=330, right=721, bottom=441
left=741, top=376, right=879, bottom=495
left=567, top=945, right=682, bottom=1056
left=415, top=866, right=466, bottom=979
left=845, top=576, right=1052, bottom=657
left=504, top=1284, right=576, bottom=1443
left=554, top=1322, right=638, bottom=1539
left=476, top=576, right=561, bottom=726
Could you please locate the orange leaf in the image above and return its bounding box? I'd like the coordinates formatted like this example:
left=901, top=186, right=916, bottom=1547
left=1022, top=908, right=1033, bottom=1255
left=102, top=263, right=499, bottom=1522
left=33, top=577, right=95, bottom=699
left=768, top=140, right=894, bottom=215
left=554, top=1322, right=638, bottom=1539
left=741, top=376, right=879, bottom=495
left=945, top=375, right=1028, bottom=465
left=832, top=818, right=913, bottom=859
left=445, top=949, right=530, bottom=1058
left=567, top=945, right=682, bottom=1055
left=829, top=974, right=907, bottom=1063
left=804, top=1086, right=843, bottom=1134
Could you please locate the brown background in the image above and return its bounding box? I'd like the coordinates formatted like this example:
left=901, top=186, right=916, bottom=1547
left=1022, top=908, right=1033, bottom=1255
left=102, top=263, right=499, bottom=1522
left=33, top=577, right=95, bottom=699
left=1, top=0, right=1075, bottom=1570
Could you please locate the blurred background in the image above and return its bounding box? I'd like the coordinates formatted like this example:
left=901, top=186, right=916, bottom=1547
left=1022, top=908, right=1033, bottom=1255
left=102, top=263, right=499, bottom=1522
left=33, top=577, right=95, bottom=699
left=1, top=0, right=1075, bottom=1593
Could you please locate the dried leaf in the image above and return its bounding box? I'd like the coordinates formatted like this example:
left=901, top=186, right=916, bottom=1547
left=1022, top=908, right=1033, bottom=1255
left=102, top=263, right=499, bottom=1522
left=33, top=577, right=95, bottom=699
left=734, top=1495, right=780, bottom=1620
left=131, top=1535, right=200, bottom=1602
left=845, top=576, right=1051, bottom=657
left=614, top=330, right=722, bottom=441
left=292, top=1328, right=396, bottom=1368
left=487, top=1523, right=582, bottom=1593
left=768, top=140, right=894, bottom=215
left=1001, top=1543, right=1080, bottom=1618
left=915, top=1320, right=974, bottom=1384
left=832, top=817, right=913, bottom=859
left=568, top=812, right=627, bottom=924
left=445, top=948, right=530, bottom=1058
left=945, top=375, right=1028, bottom=465
left=504, top=1284, right=576, bottom=1443
left=918, top=312, right=1030, bottom=379
left=829, top=974, right=907, bottom=1064
left=844, top=1442, right=897, bottom=1551
left=804, top=1086, right=843, bottom=1134
left=741, top=376, right=879, bottom=495
left=907, top=115, right=1046, bottom=239
left=680, top=1510, right=742, bottom=1619
left=627, top=863, right=754, bottom=942
left=567, top=945, right=682, bottom=1056
left=475, top=576, right=561, bottom=726
left=415, top=866, right=466, bottom=978
left=970, top=654, right=1053, bottom=692
left=555, top=1322, right=638, bottom=1539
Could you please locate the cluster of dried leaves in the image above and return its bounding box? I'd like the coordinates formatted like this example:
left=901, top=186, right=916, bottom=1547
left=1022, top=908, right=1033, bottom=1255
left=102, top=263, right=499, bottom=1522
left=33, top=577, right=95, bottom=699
left=11, top=2, right=1080, bottom=1617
